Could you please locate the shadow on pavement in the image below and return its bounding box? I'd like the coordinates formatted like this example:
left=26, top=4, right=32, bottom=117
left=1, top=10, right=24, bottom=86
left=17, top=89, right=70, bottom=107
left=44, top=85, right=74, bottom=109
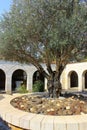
left=0, top=95, right=5, bottom=100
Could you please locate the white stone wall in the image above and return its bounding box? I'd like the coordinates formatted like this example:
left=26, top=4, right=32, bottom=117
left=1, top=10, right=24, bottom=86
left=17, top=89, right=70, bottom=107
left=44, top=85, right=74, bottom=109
left=0, top=61, right=87, bottom=93
left=62, top=62, right=87, bottom=91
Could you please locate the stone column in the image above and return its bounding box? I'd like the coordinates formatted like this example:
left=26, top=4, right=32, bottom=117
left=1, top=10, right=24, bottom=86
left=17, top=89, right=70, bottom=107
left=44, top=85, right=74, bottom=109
left=78, top=75, right=83, bottom=91
left=44, top=78, right=47, bottom=91
left=5, top=74, right=12, bottom=94
left=61, top=72, right=69, bottom=91
left=27, top=74, right=33, bottom=92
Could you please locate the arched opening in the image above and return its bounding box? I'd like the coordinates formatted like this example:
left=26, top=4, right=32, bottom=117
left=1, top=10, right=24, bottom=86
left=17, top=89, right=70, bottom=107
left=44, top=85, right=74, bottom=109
left=84, top=71, right=87, bottom=89
left=0, top=69, right=5, bottom=91
left=12, top=69, right=27, bottom=91
left=70, top=71, right=78, bottom=88
left=33, top=71, right=44, bottom=92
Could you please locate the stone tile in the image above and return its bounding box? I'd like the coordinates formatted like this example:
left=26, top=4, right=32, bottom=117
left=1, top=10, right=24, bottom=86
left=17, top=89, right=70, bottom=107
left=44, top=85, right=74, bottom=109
left=54, top=116, right=66, bottom=130
left=30, top=114, right=45, bottom=130
left=20, top=113, right=36, bottom=129
left=79, top=122, right=87, bottom=130
left=66, top=123, right=78, bottom=130
left=41, top=116, right=54, bottom=130
left=11, top=112, right=27, bottom=126
left=65, top=116, right=79, bottom=130
left=5, top=113, right=12, bottom=123
left=78, top=115, right=87, bottom=130
left=0, top=111, right=6, bottom=120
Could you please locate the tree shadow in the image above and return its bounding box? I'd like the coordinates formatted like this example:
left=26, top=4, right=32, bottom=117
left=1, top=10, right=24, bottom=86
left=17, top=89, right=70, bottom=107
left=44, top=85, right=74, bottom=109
left=0, top=117, right=11, bottom=130
left=0, top=95, right=5, bottom=100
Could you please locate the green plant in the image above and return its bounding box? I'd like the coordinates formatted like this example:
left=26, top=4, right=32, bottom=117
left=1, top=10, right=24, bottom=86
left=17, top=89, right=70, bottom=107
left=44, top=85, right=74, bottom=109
left=33, top=80, right=44, bottom=92
left=16, top=84, right=28, bottom=93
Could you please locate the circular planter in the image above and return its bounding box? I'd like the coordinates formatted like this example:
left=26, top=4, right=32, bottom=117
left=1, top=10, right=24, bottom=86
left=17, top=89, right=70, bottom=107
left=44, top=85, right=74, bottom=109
left=0, top=94, right=87, bottom=130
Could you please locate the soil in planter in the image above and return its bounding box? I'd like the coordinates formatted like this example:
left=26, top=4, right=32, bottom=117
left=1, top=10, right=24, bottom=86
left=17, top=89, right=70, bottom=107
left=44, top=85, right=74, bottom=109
left=10, top=93, right=87, bottom=116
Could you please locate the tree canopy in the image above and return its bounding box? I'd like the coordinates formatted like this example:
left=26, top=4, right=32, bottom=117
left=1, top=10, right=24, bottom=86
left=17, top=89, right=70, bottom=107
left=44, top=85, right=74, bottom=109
left=0, top=0, right=87, bottom=97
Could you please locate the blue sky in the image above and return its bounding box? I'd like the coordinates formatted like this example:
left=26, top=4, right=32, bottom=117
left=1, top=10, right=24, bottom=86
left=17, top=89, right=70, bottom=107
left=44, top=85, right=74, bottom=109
left=0, top=0, right=86, bottom=16
left=0, top=0, right=12, bottom=16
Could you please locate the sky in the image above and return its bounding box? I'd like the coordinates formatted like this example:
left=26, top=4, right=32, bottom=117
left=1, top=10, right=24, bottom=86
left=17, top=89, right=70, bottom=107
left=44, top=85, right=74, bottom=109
left=0, top=0, right=12, bottom=16
left=0, top=0, right=86, bottom=16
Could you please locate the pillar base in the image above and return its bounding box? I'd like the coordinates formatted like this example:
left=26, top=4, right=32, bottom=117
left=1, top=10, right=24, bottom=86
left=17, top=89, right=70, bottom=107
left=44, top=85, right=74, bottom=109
left=6, top=91, right=12, bottom=95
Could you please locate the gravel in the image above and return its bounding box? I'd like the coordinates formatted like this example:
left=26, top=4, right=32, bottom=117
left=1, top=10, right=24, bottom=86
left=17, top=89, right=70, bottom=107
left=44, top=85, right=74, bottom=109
left=10, top=93, right=87, bottom=116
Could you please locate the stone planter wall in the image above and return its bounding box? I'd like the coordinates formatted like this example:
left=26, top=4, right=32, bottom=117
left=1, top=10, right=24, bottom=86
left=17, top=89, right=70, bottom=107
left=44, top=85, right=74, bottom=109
left=0, top=94, right=87, bottom=130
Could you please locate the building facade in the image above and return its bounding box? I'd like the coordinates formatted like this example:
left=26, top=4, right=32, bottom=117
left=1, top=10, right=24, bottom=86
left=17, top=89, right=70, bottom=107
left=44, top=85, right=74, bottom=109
left=0, top=61, right=87, bottom=93
left=61, top=62, right=87, bottom=91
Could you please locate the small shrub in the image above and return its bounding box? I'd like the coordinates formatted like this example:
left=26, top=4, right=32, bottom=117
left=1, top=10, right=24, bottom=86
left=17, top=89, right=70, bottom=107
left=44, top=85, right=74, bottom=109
left=16, top=84, right=28, bottom=93
left=33, top=80, right=44, bottom=92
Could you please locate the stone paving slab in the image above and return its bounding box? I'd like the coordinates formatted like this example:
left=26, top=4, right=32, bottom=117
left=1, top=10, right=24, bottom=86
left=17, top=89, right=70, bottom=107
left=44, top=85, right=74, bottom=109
left=41, top=116, right=54, bottom=130
left=0, top=93, right=87, bottom=130
left=30, top=114, right=45, bottom=130
left=20, top=113, right=36, bottom=129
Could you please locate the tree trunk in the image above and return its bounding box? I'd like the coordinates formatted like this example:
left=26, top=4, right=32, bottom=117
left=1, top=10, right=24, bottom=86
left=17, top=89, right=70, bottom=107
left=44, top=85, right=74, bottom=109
left=47, top=71, right=62, bottom=98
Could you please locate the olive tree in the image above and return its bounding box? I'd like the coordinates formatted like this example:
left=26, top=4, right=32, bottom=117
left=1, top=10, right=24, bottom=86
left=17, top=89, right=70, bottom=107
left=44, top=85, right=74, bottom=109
left=0, top=0, right=87, bottom=97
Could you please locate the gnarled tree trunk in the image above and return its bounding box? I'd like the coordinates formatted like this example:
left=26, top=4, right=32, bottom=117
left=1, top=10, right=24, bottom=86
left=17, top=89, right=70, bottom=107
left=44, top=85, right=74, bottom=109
left=47, top=72, right=62, bottom=98
left=47, top=65, right=64, bottom=98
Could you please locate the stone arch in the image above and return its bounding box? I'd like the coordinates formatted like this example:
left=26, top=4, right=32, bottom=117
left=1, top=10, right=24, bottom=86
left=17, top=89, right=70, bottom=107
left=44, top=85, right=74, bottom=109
left=0, top=69, right=6, bottom=91
left=12, top=69, right=27, bottom=91
left=68, top=71, right=78, bottom=88
left=82, top=70, right=87, bottom=89
left=33, top=70, right=45, bottom=91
